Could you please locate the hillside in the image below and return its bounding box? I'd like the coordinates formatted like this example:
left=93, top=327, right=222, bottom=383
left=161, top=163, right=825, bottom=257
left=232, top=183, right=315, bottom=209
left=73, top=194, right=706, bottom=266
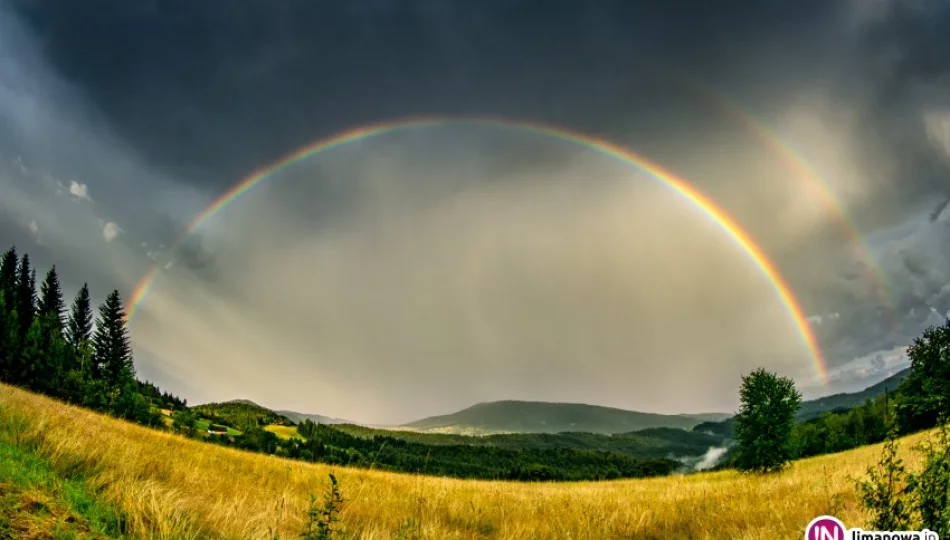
left=401, top=400, right=728, bottom=435
left=330, top=422, right=726, bottom=460
left=0, top=382, right=935, bottom=539
left=796, top=367, right=910, bottom=420
left=274, top=409, right=350, bottom=425
left=190, top=400, right=295, bottom=430
left=690, top=368, right=911, bottom=438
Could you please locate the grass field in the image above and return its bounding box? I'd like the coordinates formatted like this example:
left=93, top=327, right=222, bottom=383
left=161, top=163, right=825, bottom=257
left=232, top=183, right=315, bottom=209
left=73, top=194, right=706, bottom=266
left=0, top=433, right=126, bottom=538
left=0, top=383, right=934, bottom=539
left=193, top=419, right=242, bottom=436
left=263, top=425, right=301, bottom=440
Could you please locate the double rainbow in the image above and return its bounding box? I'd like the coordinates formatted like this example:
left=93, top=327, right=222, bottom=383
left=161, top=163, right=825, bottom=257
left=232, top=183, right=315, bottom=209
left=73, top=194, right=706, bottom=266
left=126, top=117, right=829, bottom=384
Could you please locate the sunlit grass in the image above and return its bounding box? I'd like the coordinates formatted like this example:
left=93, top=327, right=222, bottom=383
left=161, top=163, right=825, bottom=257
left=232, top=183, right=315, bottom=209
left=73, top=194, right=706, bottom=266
left=264, top=425, right=302, bottom=440
left=0, top=383, right=931, bottom=539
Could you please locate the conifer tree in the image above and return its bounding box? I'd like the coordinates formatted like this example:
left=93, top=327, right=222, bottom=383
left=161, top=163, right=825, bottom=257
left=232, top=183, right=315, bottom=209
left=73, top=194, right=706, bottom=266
left=92, top=290, right=135, bottom=390
left=0, top=293, right=13, bottom=381
left=38, top=266, right=65, bottom=333
left=65, top=284, right=93, bottom=350
left=19, top=317, right=45, bottom=390
left=15, top=254, right=35, bottom=341
left=0, top=246, right=16, bottom=302
left=30, top=266, right=69, bottom=394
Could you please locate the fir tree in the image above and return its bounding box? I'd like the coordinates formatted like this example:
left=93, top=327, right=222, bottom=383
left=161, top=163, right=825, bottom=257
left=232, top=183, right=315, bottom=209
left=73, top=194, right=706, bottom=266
left=15, top=254, right=36, bottom=341
left=65, top=283, right=93, bottom=351
left=0, top=293, right=14, bottom=381
left=18, top=317, right=44, bottom=389
left=92, top=290, right=135, bottom=390
left=38, top=266, right=65, bottom=333
left=0, top=246, right=16, bottom=302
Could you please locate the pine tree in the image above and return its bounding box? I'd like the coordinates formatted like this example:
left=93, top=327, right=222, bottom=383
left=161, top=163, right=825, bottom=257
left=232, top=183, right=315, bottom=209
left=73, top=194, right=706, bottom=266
left=0, top=246, right=16, bottom=303
left=92, top=290, right=135, bottom=391
left=0, top=293, right=14, bottom=382
left=38, top=266, right=65, bottom=333
left=15, top=254, right=36, bottom=341
left=65, top=284, right=93, bottom=351
left=18, top=317, right=44, bottom=390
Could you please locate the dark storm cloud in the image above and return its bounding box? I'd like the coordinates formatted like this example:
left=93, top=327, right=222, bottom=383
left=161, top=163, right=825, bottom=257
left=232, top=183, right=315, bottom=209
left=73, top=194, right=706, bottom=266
left=3, top=0, right=950, bottom=420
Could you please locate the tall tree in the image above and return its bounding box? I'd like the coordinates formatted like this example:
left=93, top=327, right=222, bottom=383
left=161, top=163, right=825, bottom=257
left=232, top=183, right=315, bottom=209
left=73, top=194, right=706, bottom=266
left=15, top=254, right=35, bottom=341
left=0, top=246, right=16, bottom=302
left=38, top=266, right=65, bottom=333
left=92, top=289, right=135, bottom=389
left=733, top=368, right=802, bottom=473
left=65, top=284, right=93, bottom=350
left=0, top=293, right=14, bottom=381
left=896, top=319, right=950, bottom=434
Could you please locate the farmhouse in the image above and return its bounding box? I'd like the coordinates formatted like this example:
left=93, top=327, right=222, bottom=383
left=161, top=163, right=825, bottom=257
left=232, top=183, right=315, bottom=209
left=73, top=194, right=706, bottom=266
left=207, top=425, right=228, bottom=435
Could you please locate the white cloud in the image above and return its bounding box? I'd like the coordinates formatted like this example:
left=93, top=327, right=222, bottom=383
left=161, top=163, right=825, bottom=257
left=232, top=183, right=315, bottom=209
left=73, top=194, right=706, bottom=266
left=924, top=109, right=950, bottom=160
left=28, top=219, right=40, bottom=243
left=69, top=180, right=91, bottom=201
left=102, top=221, right=121, bottom=242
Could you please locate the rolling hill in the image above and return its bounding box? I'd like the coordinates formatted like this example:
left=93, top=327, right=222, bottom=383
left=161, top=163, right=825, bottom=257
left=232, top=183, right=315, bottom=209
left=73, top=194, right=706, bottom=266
left=401, top=400, right=730, bottom=435
left=690, top=368, right=912, bottom=438
left=190, top=400, right=295, bottom=430
left=273, top=409, right=350, bottom=425
left=796, top=367, right=910, bottom=420
left=0, top=382, right=935, bottom=539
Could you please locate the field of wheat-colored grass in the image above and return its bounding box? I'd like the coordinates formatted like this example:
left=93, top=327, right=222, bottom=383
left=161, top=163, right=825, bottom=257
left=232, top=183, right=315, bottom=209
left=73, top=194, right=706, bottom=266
left=0, top=383, right=933, bottom=539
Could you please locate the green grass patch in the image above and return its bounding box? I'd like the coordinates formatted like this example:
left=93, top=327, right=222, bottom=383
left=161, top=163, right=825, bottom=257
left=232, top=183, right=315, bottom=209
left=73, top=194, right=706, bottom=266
left=263, top=424, right=302, bottom=440
left=193, top=419, right=241, bottom=436
left=0, top=437, right=127, bottom=539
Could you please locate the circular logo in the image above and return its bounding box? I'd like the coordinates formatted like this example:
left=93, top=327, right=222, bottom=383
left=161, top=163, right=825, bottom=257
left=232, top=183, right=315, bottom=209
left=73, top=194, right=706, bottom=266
left=805, top=515, right=847, bottom=540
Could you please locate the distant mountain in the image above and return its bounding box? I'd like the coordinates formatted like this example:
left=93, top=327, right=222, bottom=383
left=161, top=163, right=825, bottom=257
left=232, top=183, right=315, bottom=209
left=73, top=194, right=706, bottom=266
left=796, top=367, right=910, bottom=420
left=274, top=410, right=350, bottom=425
left=691, top=367, right=912, bottom=438
left=401, top=400, right=728, bottom=435
left=212, top=400, right=349, bottom=426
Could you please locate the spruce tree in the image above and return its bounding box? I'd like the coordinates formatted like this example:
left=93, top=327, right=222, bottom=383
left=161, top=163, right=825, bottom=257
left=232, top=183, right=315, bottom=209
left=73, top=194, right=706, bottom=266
left=65, top=284, right=93, bottom=351
left=38, top=266, right=65, bottom=333
left=0, top=246, right=16, bottom=303
left=19, top=317, right=45, bottom=390
left=31, top=266, right=68, bottom=395
left=15, top=254, right=35, bottom=341
left=0, top=293, right=13, bottom=381
left=92, top=290, right=135, bottom=390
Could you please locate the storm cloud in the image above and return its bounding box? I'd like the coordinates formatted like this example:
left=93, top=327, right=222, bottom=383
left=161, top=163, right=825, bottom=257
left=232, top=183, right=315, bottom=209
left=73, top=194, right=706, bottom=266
left=1, top=0, right=949, bottom=423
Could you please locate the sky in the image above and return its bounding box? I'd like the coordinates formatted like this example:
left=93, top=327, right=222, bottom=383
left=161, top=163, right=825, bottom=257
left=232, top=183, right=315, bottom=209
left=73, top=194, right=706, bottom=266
left=1, top=0, right=949, bottom=425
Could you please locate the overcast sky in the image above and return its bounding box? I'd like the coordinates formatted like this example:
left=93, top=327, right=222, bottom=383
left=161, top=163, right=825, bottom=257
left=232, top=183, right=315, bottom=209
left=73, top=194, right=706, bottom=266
left=1, top=0, right=949, bottom=425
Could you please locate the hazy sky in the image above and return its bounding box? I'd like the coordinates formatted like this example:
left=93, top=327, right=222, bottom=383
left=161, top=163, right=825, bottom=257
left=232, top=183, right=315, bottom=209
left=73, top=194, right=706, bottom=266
left=1, top=0, right=949, bottom=425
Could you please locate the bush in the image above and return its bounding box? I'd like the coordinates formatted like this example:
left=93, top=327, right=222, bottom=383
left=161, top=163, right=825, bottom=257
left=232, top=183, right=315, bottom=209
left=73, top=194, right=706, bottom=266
left=856, top=422, right=950, bottom=536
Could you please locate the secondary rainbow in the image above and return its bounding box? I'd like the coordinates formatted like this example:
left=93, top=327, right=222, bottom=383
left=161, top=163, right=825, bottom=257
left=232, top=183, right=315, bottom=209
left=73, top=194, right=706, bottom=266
left=659, top=68, right=896, bottom=327
left=126, top=117, right=829, bottom=383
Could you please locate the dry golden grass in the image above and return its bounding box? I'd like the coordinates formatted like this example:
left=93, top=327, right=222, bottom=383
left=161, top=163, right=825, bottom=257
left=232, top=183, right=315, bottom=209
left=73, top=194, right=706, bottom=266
left=0, top=383, right=933, bottom=539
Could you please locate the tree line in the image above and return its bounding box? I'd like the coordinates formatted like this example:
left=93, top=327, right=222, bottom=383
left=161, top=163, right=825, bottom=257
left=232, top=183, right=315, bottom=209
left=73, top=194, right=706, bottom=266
left=0, top=246, right=184, bottom=426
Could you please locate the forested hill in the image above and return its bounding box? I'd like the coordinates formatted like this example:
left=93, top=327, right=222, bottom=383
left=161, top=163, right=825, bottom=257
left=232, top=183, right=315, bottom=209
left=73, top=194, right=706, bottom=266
left=190, top=401, right=295, bottom=431
left=796, top=368, right=909, bottom=420
left=691, top=367, right=912, bottom=438
left=400, top=400, right=730, bottom=435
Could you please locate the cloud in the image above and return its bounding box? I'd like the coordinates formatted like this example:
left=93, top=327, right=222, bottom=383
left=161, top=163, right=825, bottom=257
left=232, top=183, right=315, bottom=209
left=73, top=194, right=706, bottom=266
left=27, top=219, right=40, bottom=243
left=68, top=180, right=91, bottom=202
left=3, top=0, right=950, bottom=422
left=102, top=221, right=121, bottom=242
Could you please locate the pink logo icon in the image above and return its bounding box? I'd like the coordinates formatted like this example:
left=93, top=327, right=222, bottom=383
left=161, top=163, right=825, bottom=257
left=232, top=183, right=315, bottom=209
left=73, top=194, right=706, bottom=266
left=805, top=516, right=847, bottom=540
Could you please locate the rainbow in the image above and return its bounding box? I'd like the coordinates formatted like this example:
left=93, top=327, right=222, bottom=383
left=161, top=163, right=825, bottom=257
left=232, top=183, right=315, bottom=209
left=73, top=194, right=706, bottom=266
left=126, top=117, right=829, bottom=383
left=656, top=68, right=895, bottom=326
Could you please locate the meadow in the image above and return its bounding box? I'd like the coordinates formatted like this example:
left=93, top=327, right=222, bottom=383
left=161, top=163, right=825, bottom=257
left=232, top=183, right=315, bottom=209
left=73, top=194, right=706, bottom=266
left=0, top=383, right=933, bottom=539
